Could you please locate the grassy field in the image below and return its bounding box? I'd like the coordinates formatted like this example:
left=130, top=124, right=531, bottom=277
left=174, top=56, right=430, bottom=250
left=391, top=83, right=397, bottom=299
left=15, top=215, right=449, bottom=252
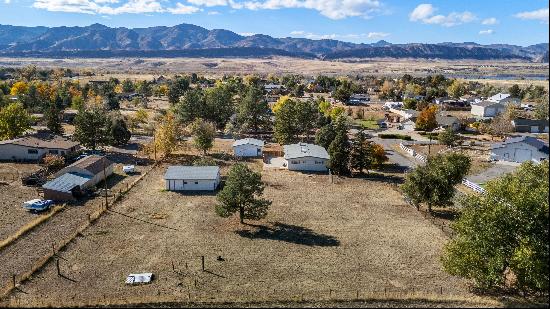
left=1, top=151, right=484, bottom=307
left=0, top=57, right=547, bottom=83
left=354, top=119, right=379, bottom=130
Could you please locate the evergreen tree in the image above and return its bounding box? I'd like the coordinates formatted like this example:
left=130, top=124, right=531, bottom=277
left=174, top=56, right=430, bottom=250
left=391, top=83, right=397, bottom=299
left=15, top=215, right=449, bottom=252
left=168, top=77, right=190, bottom=104
left=108, top=116, right=131, bottom=146
left=349, top=129, right=374, bottom=175
left=174, top=88, right=206, bottom=125
left=315, top=122, right=335, bottom=150
left=236, top=85, right=272, bottom=133
left=328, top=115, right=350, bottom=175
left=215, top=163, right=271, bottom=224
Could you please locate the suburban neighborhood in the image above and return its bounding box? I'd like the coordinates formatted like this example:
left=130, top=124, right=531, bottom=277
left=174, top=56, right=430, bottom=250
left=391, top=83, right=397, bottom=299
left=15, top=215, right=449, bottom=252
left=0, top=0, right=548, bottom=296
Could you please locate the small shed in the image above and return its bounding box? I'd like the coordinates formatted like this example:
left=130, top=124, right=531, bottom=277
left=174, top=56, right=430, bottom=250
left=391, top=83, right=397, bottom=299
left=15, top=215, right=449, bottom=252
left=164, top=166, right=220, bottom=191
left=233, top=138, right=264, bottom=157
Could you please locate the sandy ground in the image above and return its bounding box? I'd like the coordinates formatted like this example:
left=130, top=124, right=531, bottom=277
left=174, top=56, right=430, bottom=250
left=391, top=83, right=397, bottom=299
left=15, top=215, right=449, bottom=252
left=2, top=156, right=481, bottom=307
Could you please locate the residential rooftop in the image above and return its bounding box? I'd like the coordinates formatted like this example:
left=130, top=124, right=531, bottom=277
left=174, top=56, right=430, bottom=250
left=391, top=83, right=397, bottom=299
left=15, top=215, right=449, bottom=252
left=233, top=138, right=265, bottom=148
left=164, top=166, right=220, bottom=180
left=283, top=143, right=329, bottom=160
left=0, top=133, right=79, bottom=150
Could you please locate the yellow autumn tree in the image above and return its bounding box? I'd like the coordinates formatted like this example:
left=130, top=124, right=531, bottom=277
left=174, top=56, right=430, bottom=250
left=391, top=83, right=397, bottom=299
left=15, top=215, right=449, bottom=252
left=415, top=105, right=438, bottom=131
left=146, top=113, right=178, bottom=159
left=10, top=81, right=29, bottom=96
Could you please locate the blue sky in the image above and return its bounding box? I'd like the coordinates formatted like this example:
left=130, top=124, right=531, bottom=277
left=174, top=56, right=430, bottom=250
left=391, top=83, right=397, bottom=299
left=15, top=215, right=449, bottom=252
left=0, top=0, right=548, bottom=46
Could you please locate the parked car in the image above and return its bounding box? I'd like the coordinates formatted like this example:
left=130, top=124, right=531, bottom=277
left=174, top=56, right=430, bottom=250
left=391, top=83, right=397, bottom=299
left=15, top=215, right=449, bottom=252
left=122, top=165, right=135, bottom=174
left=22, top=199, right=54, bottom=213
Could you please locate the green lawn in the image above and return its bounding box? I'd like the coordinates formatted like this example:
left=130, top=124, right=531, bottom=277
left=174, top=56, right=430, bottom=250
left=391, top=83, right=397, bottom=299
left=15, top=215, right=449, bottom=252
left=355, top=119, right=379, bottom=130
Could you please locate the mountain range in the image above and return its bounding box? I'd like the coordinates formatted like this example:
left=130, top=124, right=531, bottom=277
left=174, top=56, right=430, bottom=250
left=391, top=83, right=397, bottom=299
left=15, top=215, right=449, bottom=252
left=0, top=23, right=548, bottom=62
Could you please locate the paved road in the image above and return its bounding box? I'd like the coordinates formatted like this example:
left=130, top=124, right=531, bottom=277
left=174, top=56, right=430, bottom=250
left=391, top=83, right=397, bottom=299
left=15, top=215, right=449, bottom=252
left=372, top=137, right=419, bottom=171
left=467, top=162, right=518, bottom=184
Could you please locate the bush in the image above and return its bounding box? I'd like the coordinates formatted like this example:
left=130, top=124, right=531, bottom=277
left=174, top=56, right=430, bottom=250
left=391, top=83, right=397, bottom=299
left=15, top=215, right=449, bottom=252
left=378, top=133, right=412, bottom=140
left=42, top=154, right=65, bottom=172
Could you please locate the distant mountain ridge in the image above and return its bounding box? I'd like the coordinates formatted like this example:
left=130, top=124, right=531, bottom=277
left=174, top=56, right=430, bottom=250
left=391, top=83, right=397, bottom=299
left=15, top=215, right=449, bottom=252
left=0, top=23, right=547, bottom=61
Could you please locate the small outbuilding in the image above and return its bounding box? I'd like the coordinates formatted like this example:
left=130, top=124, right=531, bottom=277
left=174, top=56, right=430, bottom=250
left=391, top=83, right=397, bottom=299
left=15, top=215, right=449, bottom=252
left=232, top=138, right=264, bottom=157
left=164, top=166, right=220, bottom=191
left=283, top=143, right=329, bottom=172
left=43, top=155, right=115, bottom=201
left=490, top=136, right=549, bottom=163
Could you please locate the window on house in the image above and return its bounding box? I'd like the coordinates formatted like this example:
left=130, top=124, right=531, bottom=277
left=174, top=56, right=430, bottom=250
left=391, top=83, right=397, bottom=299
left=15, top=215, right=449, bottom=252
left=194, top=182, right=198, bottom=184
left=49, top=150, right=59, bottom=154
left=184, top=181, right=188, bottom=184
left=291, top=160, right=299, bottom=164
left=27, top=149, right=38, bottom=154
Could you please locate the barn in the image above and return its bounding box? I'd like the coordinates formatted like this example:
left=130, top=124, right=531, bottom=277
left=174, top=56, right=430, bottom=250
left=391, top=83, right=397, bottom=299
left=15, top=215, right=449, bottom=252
left=164, top=166, right=220, bottom=191
left=232, top=138, right=264, bottom=157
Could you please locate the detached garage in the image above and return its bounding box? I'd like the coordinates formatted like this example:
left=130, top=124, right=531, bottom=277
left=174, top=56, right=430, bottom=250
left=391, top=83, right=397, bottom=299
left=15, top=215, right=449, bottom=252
left=164, top=166, right=220, bottom=191
left=232, top=138, right=264, bottom=157
left=490, top=136, right=549, bottom=163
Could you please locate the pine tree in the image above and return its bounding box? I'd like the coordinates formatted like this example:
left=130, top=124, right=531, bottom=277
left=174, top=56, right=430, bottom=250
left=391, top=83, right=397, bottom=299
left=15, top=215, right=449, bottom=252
left=349, top=129, right=374, bottom=175
left=328, top=115, right=350, bottom=175
left=215, top=163, right=271, bottom=224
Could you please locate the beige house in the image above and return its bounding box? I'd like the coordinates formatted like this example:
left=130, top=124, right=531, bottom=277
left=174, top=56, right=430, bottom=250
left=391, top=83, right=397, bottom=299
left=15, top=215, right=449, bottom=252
left=0, top=133, right=80, bottom=161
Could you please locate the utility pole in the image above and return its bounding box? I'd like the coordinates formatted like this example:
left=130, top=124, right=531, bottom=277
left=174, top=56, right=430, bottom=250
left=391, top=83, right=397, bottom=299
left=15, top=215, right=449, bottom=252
left=428, top=132, right=432, bottom=156
left=153, top=131, right=157, bottom=162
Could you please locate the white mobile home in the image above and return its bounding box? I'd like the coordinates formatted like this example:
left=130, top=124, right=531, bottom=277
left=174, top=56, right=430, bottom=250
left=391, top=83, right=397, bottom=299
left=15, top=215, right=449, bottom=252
left=233, top=138, right=264, bottom=157
left=490, top=136, right=549, bottom=163
left=283, top=143, right=329, bottom=172
left=164, top=166, right=220, bottom=191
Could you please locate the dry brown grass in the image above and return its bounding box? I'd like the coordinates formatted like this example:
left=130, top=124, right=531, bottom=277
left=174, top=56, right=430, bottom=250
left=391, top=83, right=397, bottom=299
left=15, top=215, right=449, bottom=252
left=2, top=155, right=488, bottom=307
left=0, top=205, right=65, bottom=251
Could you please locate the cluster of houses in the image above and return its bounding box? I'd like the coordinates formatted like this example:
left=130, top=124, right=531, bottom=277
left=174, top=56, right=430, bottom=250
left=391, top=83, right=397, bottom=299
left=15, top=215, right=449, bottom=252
left=162, top=139, right=330, bottom=192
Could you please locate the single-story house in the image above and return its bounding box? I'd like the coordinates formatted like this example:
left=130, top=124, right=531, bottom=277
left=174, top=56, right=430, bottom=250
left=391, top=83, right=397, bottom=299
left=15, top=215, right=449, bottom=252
left=283, top=143, right=329, bottom=172
left=436, top=114, right=461, bottom=131
left=347, top=94, right=370, bottom=105
left=62, top=109, right=78, bottom=123
left=43, top=155, right=115, bottom=201
left=389, top=108, right=418, bottom=120
left=490, top=136, right=549, bottom=163
left=470, top=101, right=506, bottom=118
left=0, top=133, right=80, bottom=161
left=400, top=118, right=416, bottom=131
left=164, top=166, right=220, bottom=191
left=488, top=93, right=520, bottom=106
left=511, top=118, right=549, bottom=133
left=233, top=138, right=264, bottom=157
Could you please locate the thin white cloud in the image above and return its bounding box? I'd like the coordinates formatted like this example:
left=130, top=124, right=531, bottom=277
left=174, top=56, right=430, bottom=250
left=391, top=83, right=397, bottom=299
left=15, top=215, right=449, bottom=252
left=290, top=30, right=389, bottom=41
left=188, top=0, right=228, bottom=6
left=167, top=3, right=201, bottom=14
left=479, top=29, right=494, bottom=35
left=367, top=32, right=389, bottom=39
left=514, top=8, right=549, bottom=23
left=481, top=17, right=498, bottom=25
left=409, top=3, right=476, bottom=27
left=4, top=0, right=12, bottom=3
left=31, top=0, right=202, bottom=15
left=207, top=10, right=220, bottom=14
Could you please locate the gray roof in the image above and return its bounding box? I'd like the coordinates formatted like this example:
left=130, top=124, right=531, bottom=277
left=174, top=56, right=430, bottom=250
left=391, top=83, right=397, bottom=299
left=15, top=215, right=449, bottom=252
left=492, top=136, right=549, bottom=154
left=436, top=114, right=460, bottom=126
left=283, top=143, right=329, bottom=160
left=473, top=100, right=504, bottom=108
left=43, top=172, right=92, bottom=193
left=512, top=118, right=549, bottom=127
left=233, top=138, right=265, bottom=148
left=164, top=166, right=220, bottom=180
left=0, top=133, right=79, bottom=149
